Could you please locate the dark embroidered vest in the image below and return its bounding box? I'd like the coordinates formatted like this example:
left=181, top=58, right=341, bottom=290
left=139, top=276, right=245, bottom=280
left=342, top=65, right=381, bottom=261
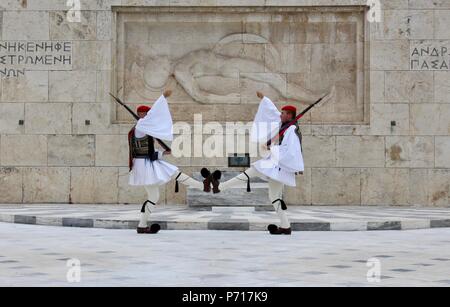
left=128, top=127, right=158, bottom=171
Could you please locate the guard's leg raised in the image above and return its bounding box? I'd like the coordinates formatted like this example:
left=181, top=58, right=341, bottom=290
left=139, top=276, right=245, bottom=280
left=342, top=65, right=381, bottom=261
left=219, top=167, right=259, bottom=192
left=174, top=172, right=204, bottom=191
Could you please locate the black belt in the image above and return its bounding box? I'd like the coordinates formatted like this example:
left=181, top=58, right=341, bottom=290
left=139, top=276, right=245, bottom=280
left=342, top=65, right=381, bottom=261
left=133, top=152, right=159, bottom=161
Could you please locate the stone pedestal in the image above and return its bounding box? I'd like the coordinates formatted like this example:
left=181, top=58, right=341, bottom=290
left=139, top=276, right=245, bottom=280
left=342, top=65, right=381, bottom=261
left=187, top=171, right=271, bottom=210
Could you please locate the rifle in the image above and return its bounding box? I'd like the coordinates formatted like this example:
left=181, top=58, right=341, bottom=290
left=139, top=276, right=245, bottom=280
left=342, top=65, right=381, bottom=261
left=110, top=93, right=171, bottom=152
left=267, top=93, right=330, bottom=146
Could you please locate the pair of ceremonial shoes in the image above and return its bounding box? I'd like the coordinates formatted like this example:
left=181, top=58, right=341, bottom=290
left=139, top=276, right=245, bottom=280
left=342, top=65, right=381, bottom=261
left=268, top=224, right=292, bottom=235
left=201, top=168, right=222, bottom=194
left=137, top=224, right=161, bottom=234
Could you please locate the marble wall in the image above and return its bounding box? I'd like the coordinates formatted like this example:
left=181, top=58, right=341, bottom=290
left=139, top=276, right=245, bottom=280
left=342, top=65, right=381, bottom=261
left=0, top=0, right=449, bottom=207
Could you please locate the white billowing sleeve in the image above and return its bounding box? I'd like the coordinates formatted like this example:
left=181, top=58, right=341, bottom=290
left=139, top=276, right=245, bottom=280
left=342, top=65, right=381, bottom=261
left=270, top=126, right=304, bottom=173
left=250, top=96, right=281, bottom=143
left=135, top=95, right=173, bottom=141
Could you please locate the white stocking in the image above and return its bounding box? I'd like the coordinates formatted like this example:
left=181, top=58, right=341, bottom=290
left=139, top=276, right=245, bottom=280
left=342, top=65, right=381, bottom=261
left=138, top=185, right=160, bottom=228
left=174, top=172, right=203, bottom=190
left=269, top=179, right=290, bottom=229
left=220, top=167, right=260, bottom=191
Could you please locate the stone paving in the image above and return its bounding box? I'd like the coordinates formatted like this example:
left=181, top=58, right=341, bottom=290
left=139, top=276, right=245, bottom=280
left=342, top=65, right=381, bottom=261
left=0, top=222, right=450, bottom=287
left=1, top=204, right=450, bottom=231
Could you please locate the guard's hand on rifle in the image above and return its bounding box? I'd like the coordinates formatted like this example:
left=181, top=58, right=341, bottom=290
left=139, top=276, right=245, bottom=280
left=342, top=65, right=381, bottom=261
left=163, top=150, right=171, bottom=155
left=163, top=89, right=172, bottom=98
left=256, top=91, right=264, bottom=99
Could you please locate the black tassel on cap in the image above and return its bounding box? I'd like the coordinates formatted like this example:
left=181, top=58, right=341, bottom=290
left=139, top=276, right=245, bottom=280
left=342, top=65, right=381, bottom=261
left=174, top=172, right=182, bottom=193
left=243, top=172, right=251, bottom=192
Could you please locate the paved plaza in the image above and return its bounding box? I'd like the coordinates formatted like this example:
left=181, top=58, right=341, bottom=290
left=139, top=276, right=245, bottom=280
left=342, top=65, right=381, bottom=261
left=1, top=204, right=450, bottom=231
left=1, top=222, right=450, bottom=287
left=0, top=0, right=450, bottom=290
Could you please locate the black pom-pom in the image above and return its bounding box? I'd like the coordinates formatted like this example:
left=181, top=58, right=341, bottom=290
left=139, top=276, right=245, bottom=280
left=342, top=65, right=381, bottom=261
left=150, top=223, right=161, bottom=234
left=268, top=224, right=278, bottom=234
left=212, top=170, right=222, bottom=180
left=201, top=168, right=210, bottom=178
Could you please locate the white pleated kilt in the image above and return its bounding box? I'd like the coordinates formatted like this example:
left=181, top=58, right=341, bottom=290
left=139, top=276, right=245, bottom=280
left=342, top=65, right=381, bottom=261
left=129, top=158, right=179, bottom=186
left=252, top=157, right=297, bottom=187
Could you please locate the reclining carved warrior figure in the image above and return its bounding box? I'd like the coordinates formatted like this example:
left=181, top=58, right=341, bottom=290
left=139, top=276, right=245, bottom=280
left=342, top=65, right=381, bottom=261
left=128, top=33, right=329, bottom=104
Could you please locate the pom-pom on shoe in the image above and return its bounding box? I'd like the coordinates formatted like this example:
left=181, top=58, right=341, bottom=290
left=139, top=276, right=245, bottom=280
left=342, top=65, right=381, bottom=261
left=201, top=168, right=212, bottom=192
left=211, top=170, right=222, bottom=194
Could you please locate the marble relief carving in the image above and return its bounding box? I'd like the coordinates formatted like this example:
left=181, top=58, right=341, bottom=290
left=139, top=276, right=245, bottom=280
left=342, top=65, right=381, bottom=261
left=114, top=8, right=368, bottom=124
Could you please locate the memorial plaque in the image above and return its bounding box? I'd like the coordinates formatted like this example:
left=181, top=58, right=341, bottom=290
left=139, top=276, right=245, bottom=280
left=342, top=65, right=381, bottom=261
left=228, top=154, right=251, bottom=168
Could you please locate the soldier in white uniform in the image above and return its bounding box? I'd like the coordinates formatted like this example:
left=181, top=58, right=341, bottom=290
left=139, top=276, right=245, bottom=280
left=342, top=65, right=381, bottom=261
left=217, top=91, right=305, bottom=235
left=128, top=90, right=204, bottom=234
